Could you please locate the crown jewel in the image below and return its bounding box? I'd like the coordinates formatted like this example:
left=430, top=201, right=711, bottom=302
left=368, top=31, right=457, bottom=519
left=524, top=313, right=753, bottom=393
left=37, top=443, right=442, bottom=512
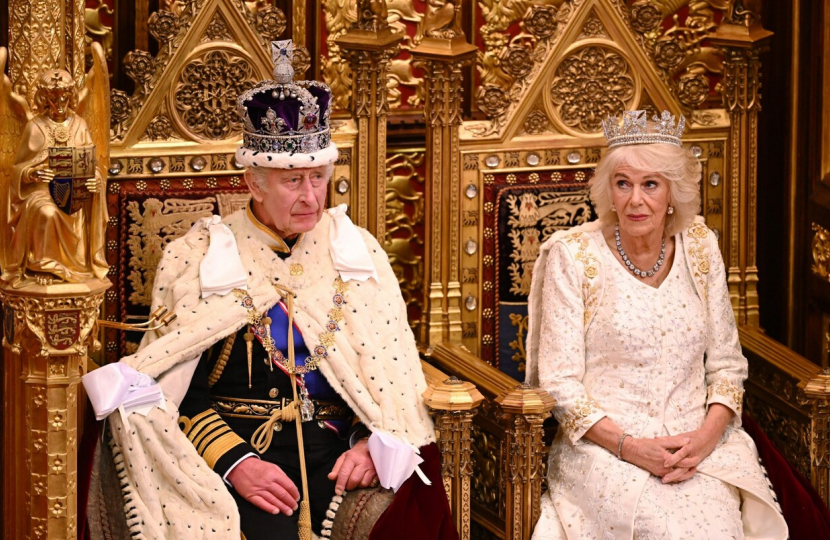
left=601, top=110, right=686, bottom=148
left=235, top=39, right=336, bottom=168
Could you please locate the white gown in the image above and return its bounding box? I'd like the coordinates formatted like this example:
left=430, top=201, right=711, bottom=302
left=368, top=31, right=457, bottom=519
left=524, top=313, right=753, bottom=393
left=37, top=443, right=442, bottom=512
left=527, top=221, right=787, bottom=540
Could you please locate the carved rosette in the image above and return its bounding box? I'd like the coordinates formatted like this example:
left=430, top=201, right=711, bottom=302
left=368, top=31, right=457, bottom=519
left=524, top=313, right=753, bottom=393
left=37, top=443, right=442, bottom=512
left=812, top=223, right=830, bottom=282
left=171, top=48, right=258, bottom=142
left=548, top=46, right=636, bottom=134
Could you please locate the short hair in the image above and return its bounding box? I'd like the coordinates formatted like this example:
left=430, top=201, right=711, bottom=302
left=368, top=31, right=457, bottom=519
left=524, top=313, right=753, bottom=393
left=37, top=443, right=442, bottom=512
left=245, top=162, right=335, bottom=193
left=589, top=143, right=701, bottom=237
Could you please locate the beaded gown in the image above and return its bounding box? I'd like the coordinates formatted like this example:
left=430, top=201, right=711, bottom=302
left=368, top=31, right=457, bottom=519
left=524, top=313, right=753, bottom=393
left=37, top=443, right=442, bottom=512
left=527, top=222, right=788, bottom=540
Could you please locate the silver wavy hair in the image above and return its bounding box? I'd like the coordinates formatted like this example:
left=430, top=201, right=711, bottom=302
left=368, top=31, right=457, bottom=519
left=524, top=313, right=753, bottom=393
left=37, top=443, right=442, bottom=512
left=589, top=143, right=701, bottom=237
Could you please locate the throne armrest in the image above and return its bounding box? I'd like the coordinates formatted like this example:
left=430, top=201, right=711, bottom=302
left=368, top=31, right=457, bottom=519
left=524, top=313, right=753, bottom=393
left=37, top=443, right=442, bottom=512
left=423, top=343, right=555, bottom=540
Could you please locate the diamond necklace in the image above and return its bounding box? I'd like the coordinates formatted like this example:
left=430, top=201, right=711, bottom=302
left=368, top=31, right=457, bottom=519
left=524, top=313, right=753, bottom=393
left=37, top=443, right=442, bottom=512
left=614, top=224, right=665, bottom=278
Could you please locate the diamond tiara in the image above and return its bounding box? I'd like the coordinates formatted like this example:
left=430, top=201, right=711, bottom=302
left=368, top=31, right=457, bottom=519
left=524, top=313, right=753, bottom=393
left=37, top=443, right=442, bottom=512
left=601, top=110, right=686, bottom=148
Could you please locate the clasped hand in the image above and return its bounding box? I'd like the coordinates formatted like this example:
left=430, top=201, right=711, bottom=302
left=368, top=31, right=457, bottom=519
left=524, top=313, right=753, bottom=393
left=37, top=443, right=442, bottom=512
left=623, top=427, right=720, bottom=484
left=227, top=439, right=377, bottom=516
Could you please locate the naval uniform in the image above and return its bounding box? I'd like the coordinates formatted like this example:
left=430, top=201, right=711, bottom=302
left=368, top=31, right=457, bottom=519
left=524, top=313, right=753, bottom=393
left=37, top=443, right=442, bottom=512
left=178, top=237, right=366, bottom=540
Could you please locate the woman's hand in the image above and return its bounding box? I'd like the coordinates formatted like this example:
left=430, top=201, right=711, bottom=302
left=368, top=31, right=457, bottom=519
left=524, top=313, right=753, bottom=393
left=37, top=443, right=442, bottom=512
left=658, top=403, right=734, bottom=482
left=621, top=436, right=690, bottom=478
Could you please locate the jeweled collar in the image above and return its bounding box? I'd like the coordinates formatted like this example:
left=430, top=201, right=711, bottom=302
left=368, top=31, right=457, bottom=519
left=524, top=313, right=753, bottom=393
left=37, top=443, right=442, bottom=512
left=245, top=201, right=304, bottom=254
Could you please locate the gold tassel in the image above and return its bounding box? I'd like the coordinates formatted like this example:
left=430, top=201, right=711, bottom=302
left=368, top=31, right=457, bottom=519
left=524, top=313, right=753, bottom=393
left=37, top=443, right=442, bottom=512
left=244, top=329, right=254, bottom=389
left=297, top=500, right=312, bottom=540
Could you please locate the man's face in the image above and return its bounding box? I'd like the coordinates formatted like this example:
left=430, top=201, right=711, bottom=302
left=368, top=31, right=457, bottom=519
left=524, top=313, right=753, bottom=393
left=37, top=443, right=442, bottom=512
left=246, top=165, right=329, bottom=239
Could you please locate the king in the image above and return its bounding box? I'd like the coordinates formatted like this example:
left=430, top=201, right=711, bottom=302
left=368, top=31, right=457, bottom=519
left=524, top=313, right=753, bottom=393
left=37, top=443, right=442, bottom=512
left=83, top=40, right=458, bottom=540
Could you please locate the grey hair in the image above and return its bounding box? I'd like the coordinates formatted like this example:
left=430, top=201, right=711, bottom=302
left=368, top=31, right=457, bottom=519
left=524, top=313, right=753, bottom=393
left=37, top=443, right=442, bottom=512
left=589, top=144, right=701, bottom=237
left=245, top=163, right=335, bottom=192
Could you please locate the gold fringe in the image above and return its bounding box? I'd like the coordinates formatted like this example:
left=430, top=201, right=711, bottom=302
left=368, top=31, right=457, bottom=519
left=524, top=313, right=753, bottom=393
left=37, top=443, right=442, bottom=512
left=207, top=333, right=237, bottom=388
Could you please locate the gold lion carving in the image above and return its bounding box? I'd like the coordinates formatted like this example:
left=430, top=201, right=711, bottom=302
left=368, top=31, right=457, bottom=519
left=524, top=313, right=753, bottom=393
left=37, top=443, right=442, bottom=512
left=0, top=43, right=111, bottom=288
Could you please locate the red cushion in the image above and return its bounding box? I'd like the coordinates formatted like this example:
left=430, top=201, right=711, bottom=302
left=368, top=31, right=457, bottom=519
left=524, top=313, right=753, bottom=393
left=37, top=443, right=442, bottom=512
left=742, top=412, right=830, bottom=539
left=370, top=443, right=459, bottom=540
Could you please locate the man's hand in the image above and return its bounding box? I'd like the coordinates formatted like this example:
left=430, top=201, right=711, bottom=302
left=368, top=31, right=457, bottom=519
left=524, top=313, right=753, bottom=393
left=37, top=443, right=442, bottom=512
left=226, top=457, right=300, bottom=516
left=327, top=438, right=377, bottom=495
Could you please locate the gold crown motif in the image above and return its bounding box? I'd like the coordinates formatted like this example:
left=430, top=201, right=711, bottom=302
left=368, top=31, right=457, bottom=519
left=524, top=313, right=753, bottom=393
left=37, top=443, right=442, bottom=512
left=601, top=110, right=686, bottom=148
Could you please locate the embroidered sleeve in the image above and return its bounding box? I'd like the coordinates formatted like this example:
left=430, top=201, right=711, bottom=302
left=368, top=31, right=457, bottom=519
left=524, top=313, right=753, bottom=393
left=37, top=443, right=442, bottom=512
left=537, top=240, right=606, bottom=442
left=179, top=409, right=249, bottom=472
left=178, top=346, right=254, bottom=476
left=701, top=228, right=747, bottom=424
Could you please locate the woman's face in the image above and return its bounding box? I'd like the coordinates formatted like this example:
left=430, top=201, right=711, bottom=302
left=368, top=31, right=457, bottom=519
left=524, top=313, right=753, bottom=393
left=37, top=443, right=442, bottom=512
left=610, top=165, right=671, bottom=238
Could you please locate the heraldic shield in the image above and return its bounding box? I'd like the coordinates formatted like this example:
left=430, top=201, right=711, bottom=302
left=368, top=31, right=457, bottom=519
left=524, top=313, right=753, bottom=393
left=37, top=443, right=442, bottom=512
left=48, top=146, right=96, bottom=215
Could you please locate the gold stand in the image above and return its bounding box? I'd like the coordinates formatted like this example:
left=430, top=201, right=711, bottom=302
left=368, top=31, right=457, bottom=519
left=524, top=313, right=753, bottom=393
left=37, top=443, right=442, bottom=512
left=336, top=12, right=402, bottom=239
left=802, top=369, right=830, bottom=505
left=423, top=375, right=484, bottom=540
left=411, top=24, right=477, bottom=346
left=496, top=384, right=555, bottom=540
left=710, top=13, right=772, bottom=327
left=1, top=280, right=108, bottom=539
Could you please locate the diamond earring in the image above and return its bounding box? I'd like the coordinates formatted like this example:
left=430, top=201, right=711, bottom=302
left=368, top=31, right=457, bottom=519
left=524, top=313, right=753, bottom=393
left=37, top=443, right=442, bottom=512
left=667, top=206, right=674, bottom=215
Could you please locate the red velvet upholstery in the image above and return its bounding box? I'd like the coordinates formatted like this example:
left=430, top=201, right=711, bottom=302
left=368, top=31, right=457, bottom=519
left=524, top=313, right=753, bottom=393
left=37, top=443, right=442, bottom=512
left=743, top=413, right=830, bottom=539
left=370, top=443, right=459, bottom=540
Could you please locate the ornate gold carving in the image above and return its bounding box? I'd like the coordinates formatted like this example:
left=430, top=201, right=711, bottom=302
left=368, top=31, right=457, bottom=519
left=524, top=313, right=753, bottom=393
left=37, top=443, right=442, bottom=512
left=126, top=198, right=215, bottom=306
left=0, top=288, right=104, bottom=357
left=812, top=223, right=830, bottom=281
left=84, top=0, right=114, bottom=66
left=579, top=14, right=608, bottom=40
left=337, top=16, right=402, bottom=238
left=204, top=13, right=234, bottom=43
left=0, top=46, right=110, bottom=288
left=521, top=108, right=550, bottom=135
left=471, top=423, right=502, bottom=515
left=470, top=2, right=574, bottom=135
left=711, top=19, right=770, bottom=326
left=171, top=48, right=258, bottom=142
left=356, top=0, right=389, bottom=32
left=424, top=377, right=483, bottom=540
left=385, top=151, right=426, bottom=326
left=549, top=46, right=636, bottom=134
left=423, top=1, right=464, bottom=40
left=508, top=314, right=528, bottom=373
left=497, top=384, right=555, bottom=538
left=256, top=5, right=287, bottom=42
left=148, top=10, right=180, bottom=56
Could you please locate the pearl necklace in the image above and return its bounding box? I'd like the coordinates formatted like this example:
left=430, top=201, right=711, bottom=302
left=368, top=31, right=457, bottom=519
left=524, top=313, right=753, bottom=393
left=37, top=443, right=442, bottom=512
left=614, top=224, right=665, bottom=278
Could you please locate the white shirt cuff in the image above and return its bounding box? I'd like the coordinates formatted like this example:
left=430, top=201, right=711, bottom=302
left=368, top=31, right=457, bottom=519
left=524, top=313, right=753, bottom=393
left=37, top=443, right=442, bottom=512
left=223, top=452, right=259, bottom=487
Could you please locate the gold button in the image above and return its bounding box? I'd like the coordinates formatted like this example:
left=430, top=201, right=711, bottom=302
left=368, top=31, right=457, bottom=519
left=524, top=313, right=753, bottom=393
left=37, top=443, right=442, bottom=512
left=269, top=388, right=279, bottom=398
left=290, top=264, right=304, bottom=276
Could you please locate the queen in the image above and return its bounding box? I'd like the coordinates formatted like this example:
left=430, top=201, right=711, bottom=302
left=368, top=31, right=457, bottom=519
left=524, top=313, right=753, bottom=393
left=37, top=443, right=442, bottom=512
left=526, top=111, right=788, bottom=539
left=1, top=69, right=108, bottom=287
